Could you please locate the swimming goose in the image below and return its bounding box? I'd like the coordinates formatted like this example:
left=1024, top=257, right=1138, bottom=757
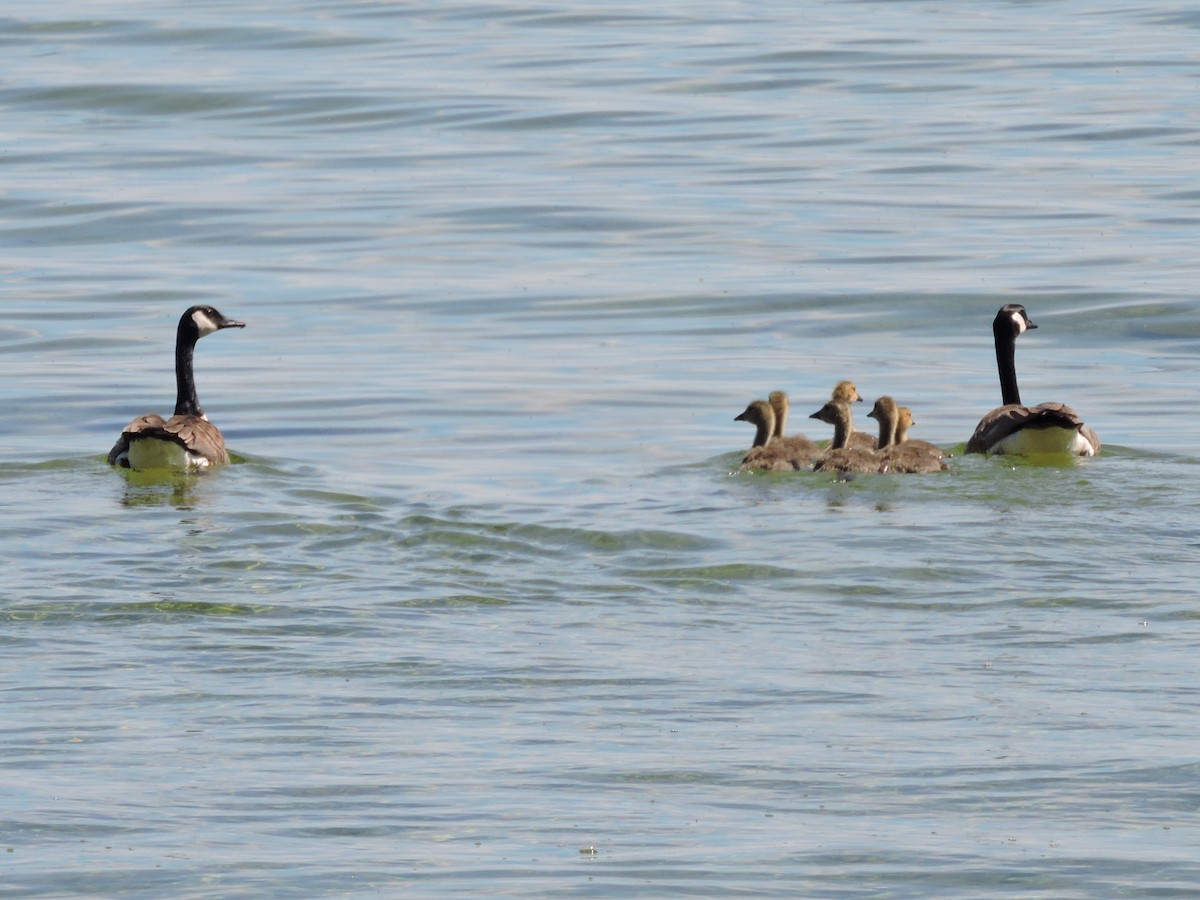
left=831, top=380, right=864, bottom=405
left=871, top=397, right=949, bottom=473
left=966, top=304, right=1100, bottom=456
left=896, top=406, right=949, bottom=459
left=809, top=400, right=881, bottom=474
left=108, top=305, right=245, bottom=470
left=766, top=391, right=821, bottom=463
left=734, top=399, right=801, bottom=472
left=831, top=380, right=877, bottom=451
left=865, top=396, right=899, bottom=450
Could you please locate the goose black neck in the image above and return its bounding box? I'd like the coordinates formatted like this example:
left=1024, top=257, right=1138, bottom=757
left=876, top=412, right=895, bottom=449
left=994, top=317, right=1022, bottom=406
left=752, top=417, right=773, bottom=448
left=173, top=321, right=203, bottom=418
left=831, top=410, right=852, bottom=450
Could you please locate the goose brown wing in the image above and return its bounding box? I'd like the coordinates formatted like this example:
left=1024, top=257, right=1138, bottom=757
left=966, top=402, right=1094, bottom=454
left=159, top=415, right=230, bottom=465
left=108, top=413, right=168, bottom=465
left=740, top=444, right=801, bottom=472
left=813, top=446, right=880, bottom=474
left=1028, top=403, right=1100, bottom=454
left=1078, top=423, right=1101, bottom=455
left=847, top=431, right=878, bottom=451
left=773, top=435, right=822, bottom=464
left=113, top=414, right=230, bottom=466
left=878, top=443, right=950, bottom=473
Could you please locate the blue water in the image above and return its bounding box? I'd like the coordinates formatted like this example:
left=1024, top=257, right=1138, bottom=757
left=2, top=2, right=1200, bottom=896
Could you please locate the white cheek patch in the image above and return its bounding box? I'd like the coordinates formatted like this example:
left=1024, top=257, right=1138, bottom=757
left=192, top=309, right=221, bottom=337
left=1010, top=311, right=1028, bottom=334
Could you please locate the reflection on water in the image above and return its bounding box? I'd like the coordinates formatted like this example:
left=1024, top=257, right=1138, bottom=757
left=115, top=466, right=212, bottom=508
left=2, top=0, right=1200, bottom=895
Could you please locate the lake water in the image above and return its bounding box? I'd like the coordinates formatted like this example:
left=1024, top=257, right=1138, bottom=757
left=2, top=1, right=1200, bottom=896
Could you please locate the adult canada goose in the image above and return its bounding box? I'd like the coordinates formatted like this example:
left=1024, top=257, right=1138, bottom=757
left=767, top=391, right=821, bottom=463
left=108, top=305, right=245, bottom=470
left=871, top=397, right=949, bottom=474
left=809, top=400, right=880, bottom=474
left=734, top=399, right=801, bottom=472
left=966, top=304, right=1100, bottom=456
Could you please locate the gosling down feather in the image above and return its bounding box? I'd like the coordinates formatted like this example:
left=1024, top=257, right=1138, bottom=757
left=809, top=399, right=880, bottom=474
left=870, top=397, right=949, bottom=474
left=735, top=399, right=803, bottom=472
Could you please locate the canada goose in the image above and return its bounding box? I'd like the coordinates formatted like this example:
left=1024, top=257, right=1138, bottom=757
left=767, top=391, right=821, bottom=463
left=108, top=305, right=245, bottom=470
left=897, top=406, right=950, bottom=458
left=831, top=380, right=877, bottom=450
left=831, top=380, right=864, bottom=405
left=871, top=397, right=949, bottom=474
left=734, top=399, right=801, bottom=472
left=865, top=396, right=899, bottom=449
left=966, top=304, right=1100, bottom=456
left=809, top=400, right=881, bottom=474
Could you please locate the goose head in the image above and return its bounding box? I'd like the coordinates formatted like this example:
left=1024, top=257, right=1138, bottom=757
left=809, top=399, right=853, bottom=432
left=182, top=305, right=246, bottom=341
left=735, top=399, right=777, bottom=448
left=809, top=399, right=860, bottom=452
left=994, top=303, right=1036, bottom=342
left=866, top=396, right=900, bottom=448
left=831, top=380, right=864, bottom=404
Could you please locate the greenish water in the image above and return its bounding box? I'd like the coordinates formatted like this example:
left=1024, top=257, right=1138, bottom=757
left=2, top=1, right=1200, bottom=896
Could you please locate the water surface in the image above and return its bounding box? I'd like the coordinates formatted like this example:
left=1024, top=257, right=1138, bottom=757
left=2, top=1, right=1200, bottom=896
